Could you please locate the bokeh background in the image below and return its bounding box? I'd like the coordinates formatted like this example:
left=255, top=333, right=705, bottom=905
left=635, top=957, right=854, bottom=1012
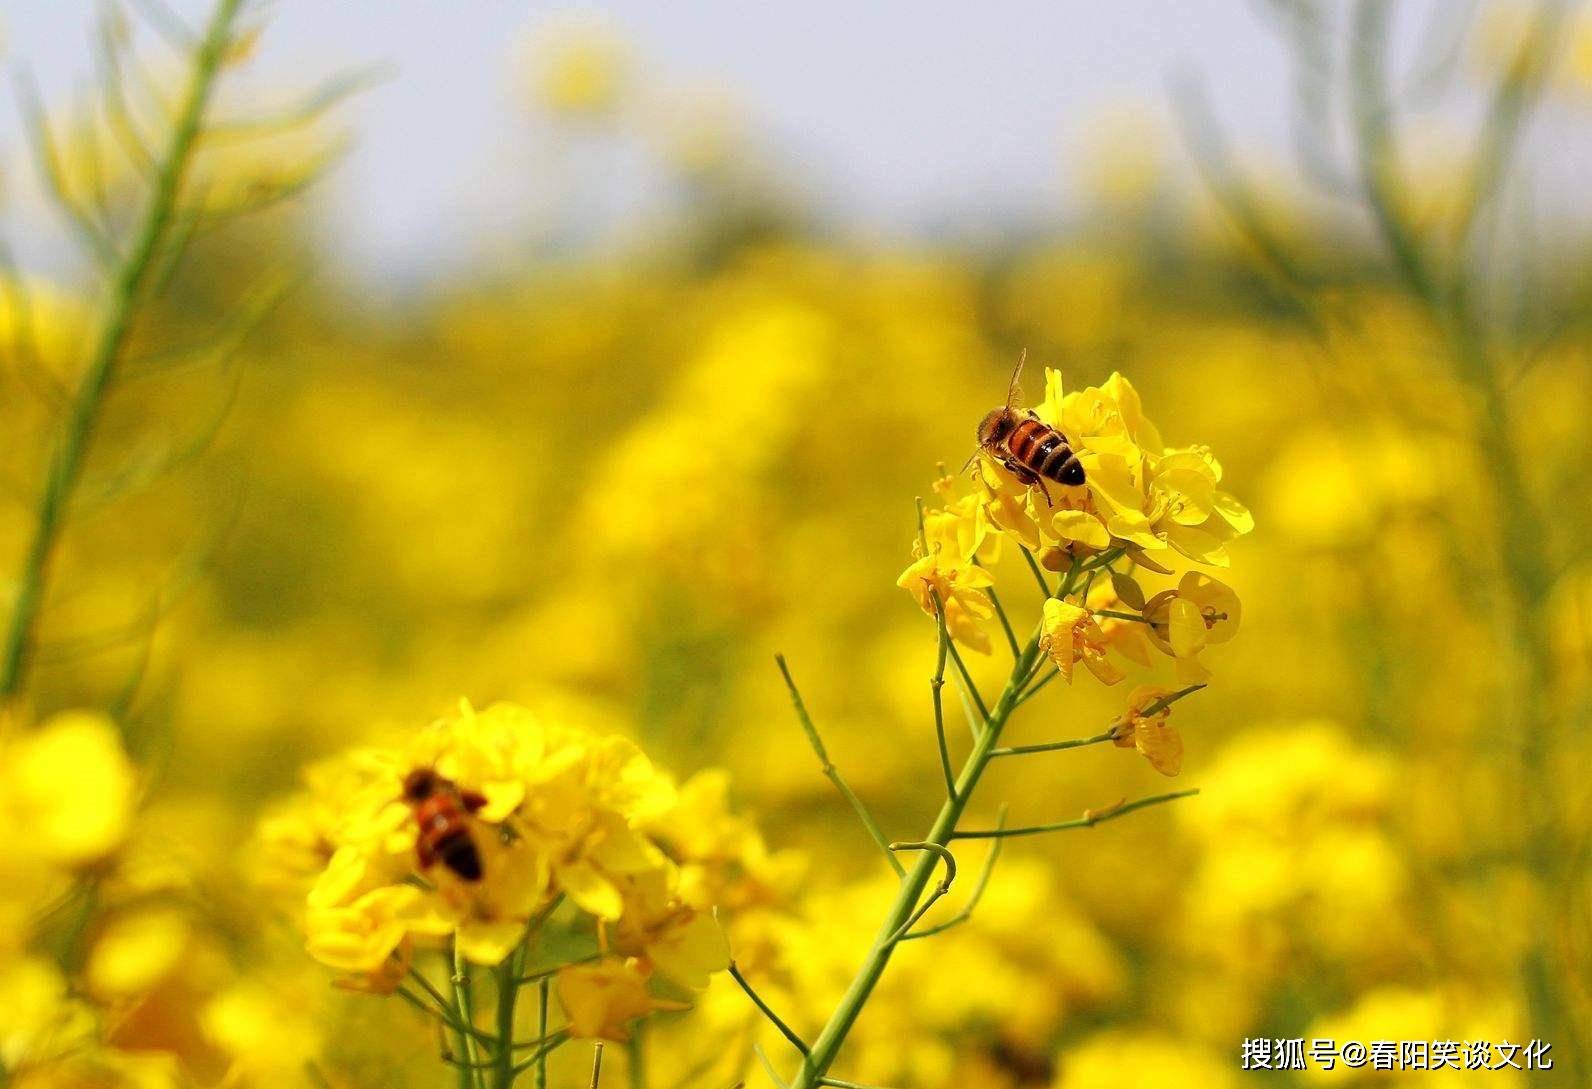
left=1, top=2, right=1589, bottom=1087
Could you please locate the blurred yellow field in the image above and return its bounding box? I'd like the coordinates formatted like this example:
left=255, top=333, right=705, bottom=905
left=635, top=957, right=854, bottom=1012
left=0, top=3, right=1588, bottom=1088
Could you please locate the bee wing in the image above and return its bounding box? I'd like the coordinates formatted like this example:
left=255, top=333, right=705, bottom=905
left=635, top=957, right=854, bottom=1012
left=1003, top=349, right=1028, bottom=412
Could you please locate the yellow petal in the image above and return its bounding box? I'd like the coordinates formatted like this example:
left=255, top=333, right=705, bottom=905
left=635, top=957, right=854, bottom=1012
left=1051, top=509, right=1110, bottom=548
left=1168, top=598, right=1208, bottom=658
left=1134, top=721, right=1184, bottom=776
left=646, top=912, right=729, bottom=991
left=558, top=860, right=625, bottom=920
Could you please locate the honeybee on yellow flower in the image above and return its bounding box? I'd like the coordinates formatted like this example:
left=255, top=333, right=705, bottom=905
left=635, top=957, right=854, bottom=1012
left=971, top=353, right=1086, bottom=505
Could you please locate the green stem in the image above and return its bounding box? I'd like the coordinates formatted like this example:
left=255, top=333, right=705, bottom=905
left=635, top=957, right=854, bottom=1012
left=952, top=789, right=1198, bottom=839
left=492, top=960, right=517, bottom=1089
left=452, top=943, right=484, bottom=1089
left=776, top=655, right=903, bottom=877
left=0, top=0, right=243, bottom=698
left=786, top=633, right=1040, bottom=1089
left=928, top=592, right=957, bottom=802
left=534, top=979, right=550, bottom=1089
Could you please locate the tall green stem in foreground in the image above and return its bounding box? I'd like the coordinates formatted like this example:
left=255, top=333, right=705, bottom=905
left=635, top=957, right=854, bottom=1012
left=0, top=0, right=243, bottom=696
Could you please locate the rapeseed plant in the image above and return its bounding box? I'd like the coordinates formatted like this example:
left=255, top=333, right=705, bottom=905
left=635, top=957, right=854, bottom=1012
left=733, top=369, right=1249, bottom=1089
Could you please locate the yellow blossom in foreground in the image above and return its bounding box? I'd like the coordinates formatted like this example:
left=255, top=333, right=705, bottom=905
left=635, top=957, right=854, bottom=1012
left=969, top=368, right=1251, bottom=567
left=897, top=545, right=997, bottom=654
left=267, top=698, right=731, bottom=1032
left=1143, top=571, right=1242, bottom=683
left=1040, top=599, right=1125, bottom=685
left=1111, top=685, right=1184, bottom=776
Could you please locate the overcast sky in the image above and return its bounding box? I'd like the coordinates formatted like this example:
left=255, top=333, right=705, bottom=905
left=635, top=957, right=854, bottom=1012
left=3, top=2, right=1586, bottom=285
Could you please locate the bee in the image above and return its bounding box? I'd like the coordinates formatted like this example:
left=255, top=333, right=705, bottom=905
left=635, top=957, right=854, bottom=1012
left=401, top=768, right=488, bottom=882
left=971, top=352, right=1084, bottom=504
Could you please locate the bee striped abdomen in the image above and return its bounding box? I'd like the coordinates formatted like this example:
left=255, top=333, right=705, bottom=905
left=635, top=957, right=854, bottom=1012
left=415, top=795, right=483, bottom=881
left=1008, top=417, right=1084, bottom=486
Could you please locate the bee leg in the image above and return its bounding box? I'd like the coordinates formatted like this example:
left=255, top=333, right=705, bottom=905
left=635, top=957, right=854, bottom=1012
left=459, top=789, right=488, bottom=814
left=1001, top=456, right=1052, bottom=506
left=416, top=838, right=436, bottom=871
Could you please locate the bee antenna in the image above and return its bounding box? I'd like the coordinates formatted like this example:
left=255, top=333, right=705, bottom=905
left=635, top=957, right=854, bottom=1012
left=959, top=449, right=980, bottom=474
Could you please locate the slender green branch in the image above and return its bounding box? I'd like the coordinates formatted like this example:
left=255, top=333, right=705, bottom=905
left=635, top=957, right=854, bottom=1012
left=775, top=655, right=903, bottom=877
left=784, top=627, right=1045, bottom=1089
left=752, top=1044, right=790, bottom=1089
left=0, top=0, right=245, bottom=697
left=819, top=1079, right=902, bottom=1089
left=975, top=560, right=1020, bottom=658
left=516, top=950, right=601, bottom=985
left=1014, top=665, right=1061, bottom=707
left=990, top=729, right=1115, bottom=759
left=883, top=842, right=956, bottom=943
left=626, top=1029, right=645, bottom=1089
left=509, top=1032, right=570, bottom=1079
left=1091, top=609, right=1149, bottom=624
left=492, top=959, right=517, bottom=1089
left=452, top=942, right=486, bottom=1089
left=1140, top=684, right=1206, bottom=717
left=15, top=70, right=119, bottom=263
left=903, top=807, right=1007, bottom=941
left=943, top=639, right=988, bottom=725
left=927, top=592, right=957, bottom=802
left=405, top=970, right=500, bottom=1046
left=534, top=979, right=550, bottom=1089
left=952, top=789, right=1199, bottom=840
left=1018, top=545, right=1052, bottom=598
left=727, top=962, right=809, bottom=1058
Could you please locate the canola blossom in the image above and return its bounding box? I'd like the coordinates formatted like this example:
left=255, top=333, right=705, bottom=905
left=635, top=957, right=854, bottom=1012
left=261, top=701, right=733, bottom=1050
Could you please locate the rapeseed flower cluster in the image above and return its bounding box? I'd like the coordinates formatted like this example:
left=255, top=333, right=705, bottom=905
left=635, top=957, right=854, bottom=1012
left=901, top=368, right=1250, bottom=776
left=258, top=700, right=736, bottom=1049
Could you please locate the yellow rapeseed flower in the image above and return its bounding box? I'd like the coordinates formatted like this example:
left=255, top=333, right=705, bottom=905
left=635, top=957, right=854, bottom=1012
left=1110, top=685, right=1184, bottom=776
left=1040, top=599, right=1125, bottom=685
left=557, top=958, right=685, bottom=1042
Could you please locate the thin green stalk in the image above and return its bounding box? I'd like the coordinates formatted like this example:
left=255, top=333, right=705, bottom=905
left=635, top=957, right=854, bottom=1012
left=534, top=979, right=550, bottom=1089
left=492, top=960, right=517, bottom=1089
left=901, top=806, right=1006, bottom=941
left=943, top=639, right=988, bottom=725
left=452, top=942, right=485, bottom=1089
left=0, top=0, right=243, bottom=698
left=510, top=1031, right=570, bottom=1080
left=626, top=1029, right=644, bottom=1089
left=728, top=962, right=809, bottom=1058
left=990, top=729, right=1115, bottom=758
left=952, top=789, right=1199, bottom=840
left=928, top=591, right=957, bottom=802
left=776, top=655, right=903, bottom=877
left=785, top=632, right=1041, bottom=1089
left=976, top=561, right=1021, bottom=658
left=1018, top=545, right=1052, bottom=598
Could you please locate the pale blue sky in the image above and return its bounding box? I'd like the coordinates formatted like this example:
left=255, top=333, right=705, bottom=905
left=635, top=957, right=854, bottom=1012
left=3, top=2, right=1585, bottom=285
